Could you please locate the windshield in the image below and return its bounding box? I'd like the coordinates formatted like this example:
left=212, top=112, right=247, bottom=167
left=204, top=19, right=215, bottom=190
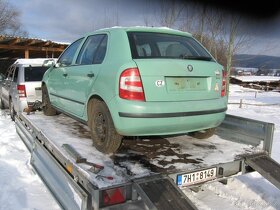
left=127, top=32, right=213, bottom=61
left=24, top=66, right=49, bottom=82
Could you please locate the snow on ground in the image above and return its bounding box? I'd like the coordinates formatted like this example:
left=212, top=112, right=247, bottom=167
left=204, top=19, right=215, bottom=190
left=0, top=84, right=280, bottom=209
left=0, top=110, right=60, bottom=210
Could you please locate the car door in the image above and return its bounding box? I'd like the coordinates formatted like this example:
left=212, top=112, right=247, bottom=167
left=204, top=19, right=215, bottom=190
left=47, top=38, right=83, bottom=110
left=61, top=34, right=108, bottom=117
left=1, top=66, right=14, bottom=105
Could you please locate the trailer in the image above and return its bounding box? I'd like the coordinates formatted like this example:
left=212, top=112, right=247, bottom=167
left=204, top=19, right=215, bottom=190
left=15, top=112, right=280, bottom=210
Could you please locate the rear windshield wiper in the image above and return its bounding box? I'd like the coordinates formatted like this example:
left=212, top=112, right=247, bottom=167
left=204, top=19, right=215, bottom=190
left=180, top=55, right=213, bottom=61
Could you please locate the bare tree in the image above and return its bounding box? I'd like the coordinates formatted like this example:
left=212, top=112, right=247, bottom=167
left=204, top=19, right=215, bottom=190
left=158, top=0, right=184, bottom=28
left=179, top=2, right=199, bottom=33
left=205, top=8, right=224, bottom=58
left=143, top=0, right=153, bottom=27
left=0, top=0, right=27, bottom=36
left=92, top=8, right=120, bottom=31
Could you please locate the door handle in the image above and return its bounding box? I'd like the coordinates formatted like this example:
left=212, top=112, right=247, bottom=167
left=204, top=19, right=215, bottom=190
left=63, top=73, right=68, bottom=77
left=87, top=73, right=95, bottom=78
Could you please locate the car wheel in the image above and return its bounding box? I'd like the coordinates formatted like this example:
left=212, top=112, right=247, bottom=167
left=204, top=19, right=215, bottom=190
left=188, top=128, right=216, bottom=139
left=0, top=97, right=5, bottom=109
left=9, top=99, right=16, bottom=121
left=88, top=99, right=123, bottom=154
left=42, top=85, right=57, bottom=116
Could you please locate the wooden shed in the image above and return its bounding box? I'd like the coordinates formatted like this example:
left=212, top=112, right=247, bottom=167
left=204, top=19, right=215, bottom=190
left=0, top=35, right=68, bottom=74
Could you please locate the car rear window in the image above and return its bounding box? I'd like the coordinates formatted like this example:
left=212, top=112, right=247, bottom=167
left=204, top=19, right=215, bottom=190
left=127, top=32, right=213, bottom=61
left=24, top=66, right=48, bottom=82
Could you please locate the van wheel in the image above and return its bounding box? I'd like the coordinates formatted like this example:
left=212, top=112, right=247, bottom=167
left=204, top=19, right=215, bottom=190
left=0, top=97, right=5, bottom=109
left=88, top=99, right=122, bottom=154
left=42, top=85, right=57, bottom=116
left=9, top=99, right=16, bottom=121
left=188, top=128, right=216, bottom=139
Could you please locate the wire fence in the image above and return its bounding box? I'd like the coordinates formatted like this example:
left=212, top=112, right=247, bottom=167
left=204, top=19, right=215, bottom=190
left=228, top=100, right=280, bottom=108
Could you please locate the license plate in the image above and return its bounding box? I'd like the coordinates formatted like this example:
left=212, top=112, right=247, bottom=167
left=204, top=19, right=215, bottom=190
left=166, top=77, right=207, bottom=92
left=177, top=167, right=217, bottom=187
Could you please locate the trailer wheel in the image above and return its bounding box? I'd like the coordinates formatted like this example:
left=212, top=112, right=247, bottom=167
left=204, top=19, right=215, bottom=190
left=42, top=85, right=57, bottom=116
left=9, top=99, right=16, bottom=121
left=188, top=128, right=216, bottom=139
left=88, top=99, right=122, bottom=154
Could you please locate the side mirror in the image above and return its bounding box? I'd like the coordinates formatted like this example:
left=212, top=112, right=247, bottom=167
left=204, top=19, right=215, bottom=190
left=43, top=59, right=57, bottom=67
left=54, top=63, right=61, bottom=68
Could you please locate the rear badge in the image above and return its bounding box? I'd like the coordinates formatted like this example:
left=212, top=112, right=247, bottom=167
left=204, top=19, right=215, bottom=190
left=187, top=65, right=193, bottom=72
left=215, top=83, right=219, bottom=92
left=155, top=80, right=165, bottom=87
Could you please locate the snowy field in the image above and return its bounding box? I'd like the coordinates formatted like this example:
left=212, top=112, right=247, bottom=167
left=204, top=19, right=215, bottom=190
left=0, top=84, right=280, bottom=210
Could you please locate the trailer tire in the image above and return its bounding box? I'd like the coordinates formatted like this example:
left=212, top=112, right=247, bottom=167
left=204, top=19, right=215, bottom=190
left=88, top=99, right=122, bottom=154
left=42, top=85, right=57, bottom=116
left=188, top=128, right=216, bottom=139
left=9, top=99, right=16, bottom=121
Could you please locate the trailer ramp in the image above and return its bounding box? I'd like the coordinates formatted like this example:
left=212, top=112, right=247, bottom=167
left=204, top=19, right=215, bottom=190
left=245, top=154, right=280, bottom=190
left=133, top=175, right=197, bottom=210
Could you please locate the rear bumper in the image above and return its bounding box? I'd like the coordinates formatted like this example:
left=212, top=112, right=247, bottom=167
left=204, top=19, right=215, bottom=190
left=119, top=107, right=227, bottom=118
left=108, top=97, right=228, bottom=136
left=15, top=99, right=38, bottom=113
left=14, top=100, right=28, bottom=113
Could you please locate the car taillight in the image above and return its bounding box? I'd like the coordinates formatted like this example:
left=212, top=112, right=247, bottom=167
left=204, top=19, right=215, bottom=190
left=221, top=70, right=227, bottom=97
left=17, top=85, right=26, bottom=98
left=101, top=187, right=126, bottom=207
left=119, top=68, right=145, bottom=101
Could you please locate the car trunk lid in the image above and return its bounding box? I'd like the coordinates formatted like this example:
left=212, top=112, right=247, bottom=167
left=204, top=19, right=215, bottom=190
left=134, top=59, right=222, bottom=102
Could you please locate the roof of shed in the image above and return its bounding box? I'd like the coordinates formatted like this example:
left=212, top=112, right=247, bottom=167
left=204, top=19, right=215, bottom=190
left=0, top=35, right=68, bottom=60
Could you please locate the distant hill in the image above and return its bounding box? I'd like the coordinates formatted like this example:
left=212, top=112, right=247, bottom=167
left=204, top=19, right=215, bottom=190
left=234, top=54, right=280, bottom=69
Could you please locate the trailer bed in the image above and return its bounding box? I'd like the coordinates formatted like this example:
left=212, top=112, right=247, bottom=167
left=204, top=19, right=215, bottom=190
left=23, top=112, right=262, bottom=187
left=15, top=111, right=278, bottom=210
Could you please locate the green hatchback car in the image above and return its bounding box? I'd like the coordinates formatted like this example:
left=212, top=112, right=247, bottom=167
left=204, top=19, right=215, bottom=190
left=42, top=27, right=227, bottom=153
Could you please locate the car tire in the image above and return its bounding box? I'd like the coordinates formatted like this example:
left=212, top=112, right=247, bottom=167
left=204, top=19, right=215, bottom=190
left=9, top=99, right=16, bottom=121
left=88, top=99, right=123, bottom=154
left=42, top=85, right=57, bottom=116
left=188, top=128, right=216, bottom=139
left=0, top=97, right=5, bottom=109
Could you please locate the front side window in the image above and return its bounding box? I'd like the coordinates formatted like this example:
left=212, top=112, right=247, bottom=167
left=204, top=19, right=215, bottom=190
left=58, top=38, right=83, bottom=66
left=127, top=32, right=213, bottom=61
left=24, top=66, right=49, bottom=81
left=7, top=66, right=15, bottom=80
left=76, top=34, right=107, bottom=65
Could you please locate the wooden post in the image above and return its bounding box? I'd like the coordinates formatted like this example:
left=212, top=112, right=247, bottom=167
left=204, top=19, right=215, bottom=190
left=24, top=49, right=29, bottom=58
left=239, top=99, right=243, bottom=108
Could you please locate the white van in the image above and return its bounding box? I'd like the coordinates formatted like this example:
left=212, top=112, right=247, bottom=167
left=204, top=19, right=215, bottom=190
left=0, top=58, right=55, bottom=120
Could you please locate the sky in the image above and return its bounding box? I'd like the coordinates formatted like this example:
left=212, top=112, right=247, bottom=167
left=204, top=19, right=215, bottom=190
left=8, top=0, right=280, bottom=56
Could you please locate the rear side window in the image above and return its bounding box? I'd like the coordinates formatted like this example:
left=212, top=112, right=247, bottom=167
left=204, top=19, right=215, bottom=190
left=127, top=32, right=213, bottom=61
left=76, top=34, right=107, bottom=65
left=24, top=66, right=49, bottom=82
left=13, top=67, right=19, bottom=82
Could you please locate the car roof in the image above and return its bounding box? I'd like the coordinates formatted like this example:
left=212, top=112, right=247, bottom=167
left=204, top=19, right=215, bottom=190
left=14, top=58, right=57, bottom=65
left=85, top=26, right=192, bottom=37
